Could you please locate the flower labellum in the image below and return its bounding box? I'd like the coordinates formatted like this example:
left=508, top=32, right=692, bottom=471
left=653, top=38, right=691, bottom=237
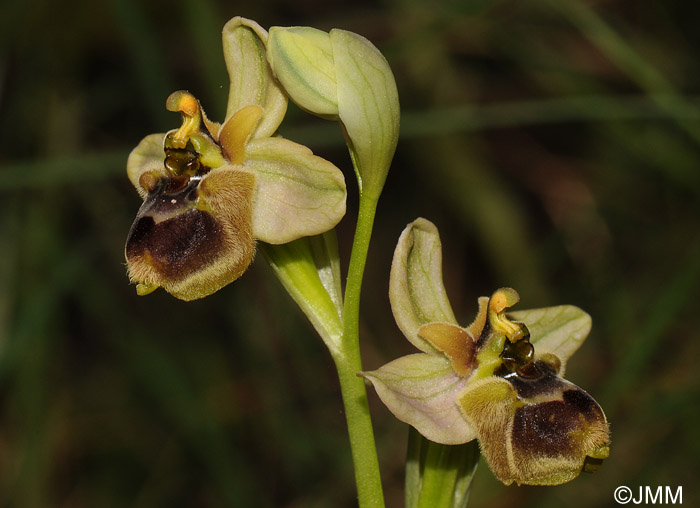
left=362, top=218, right=610, bottom=486
left=457, top=307, right=610, bottom=486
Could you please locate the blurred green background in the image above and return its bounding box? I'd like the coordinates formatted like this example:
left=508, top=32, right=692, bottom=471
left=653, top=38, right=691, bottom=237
left=1, top=0, right=699, bottom=506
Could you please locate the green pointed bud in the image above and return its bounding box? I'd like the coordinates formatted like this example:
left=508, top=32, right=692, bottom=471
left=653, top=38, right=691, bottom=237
left=266, top=27, right=339, bottom=118
left=267, top=26, right=400, bottom=200
left=330, top=29, right=399, bottom=199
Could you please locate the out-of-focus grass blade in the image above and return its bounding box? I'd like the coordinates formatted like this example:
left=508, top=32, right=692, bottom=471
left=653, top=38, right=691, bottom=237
left=106, top=0, right=173, bottom=126
left=178, top=0, right=227, bottom=116
left=3, top=95, right=700, bottom=191
left=544, top=0, right=700, bottom=145
left=601, top=242, right=700, bottom=408
left=284, top=95, right=700, bottom=148
left=0, top=151, right=128, bottom=190
left=3, top=202, right=87, bottom=507
left=75, top=284, right=266, bottom=507
left=108, top=326, right=265, bottom=507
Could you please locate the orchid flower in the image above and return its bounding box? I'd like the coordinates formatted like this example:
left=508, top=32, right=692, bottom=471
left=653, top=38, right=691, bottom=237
left=124, top=17, right=346, bottom=301
left=362, top=218, right=610, bottom=486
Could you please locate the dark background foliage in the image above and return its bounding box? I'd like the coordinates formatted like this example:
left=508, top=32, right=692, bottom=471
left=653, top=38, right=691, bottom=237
left=1, top=0, right=698, bottom=506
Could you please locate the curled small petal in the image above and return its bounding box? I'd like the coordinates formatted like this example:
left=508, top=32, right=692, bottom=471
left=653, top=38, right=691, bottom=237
left=361, top=353, right=476, bottom=445
left=418, top=322, right=476, bottom=377
left=219, top=105, right=263, bottom=164
left=389, top=218, right=458, bottom=353
left=465, top=296, right=489, bottom=339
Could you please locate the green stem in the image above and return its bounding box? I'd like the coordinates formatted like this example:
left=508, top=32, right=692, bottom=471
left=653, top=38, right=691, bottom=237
left=417, top=443, right=459, bottom=508
left=411, top=429, right=480, bottom=508
left=333, top=193, right=385, bottom=508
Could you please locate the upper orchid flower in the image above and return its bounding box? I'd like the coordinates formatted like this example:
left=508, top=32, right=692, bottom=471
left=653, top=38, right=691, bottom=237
left=124, top=18, right=346, bottom=301
left=362, top=218, right=610, bottom=486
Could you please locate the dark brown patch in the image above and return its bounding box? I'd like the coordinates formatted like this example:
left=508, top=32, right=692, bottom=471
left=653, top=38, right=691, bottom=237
left=511, top=388, right=604, bottom=457
left=126, top=208, right=224, bottom=280
left=562, top=387, right=605, bottom=422
left=512, top=399, right=577, bottom=456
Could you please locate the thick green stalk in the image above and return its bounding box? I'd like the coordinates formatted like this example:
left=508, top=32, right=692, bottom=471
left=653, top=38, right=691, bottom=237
left=417, top=443, right=459, bottom=508
left=334, top=193, right=385, bottom=508
left=408, top=429, right=480, bottom=508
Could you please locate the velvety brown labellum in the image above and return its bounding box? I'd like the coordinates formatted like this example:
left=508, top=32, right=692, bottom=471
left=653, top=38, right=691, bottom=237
left=125, top=168, right=255, bottom=301
left=459, top=361, right=610, bottom=486
left=126, top=176, right=223, bottom=287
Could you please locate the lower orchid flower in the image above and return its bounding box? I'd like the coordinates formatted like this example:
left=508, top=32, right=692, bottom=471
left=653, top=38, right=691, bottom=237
left=361, top=218, right=610, bottom=486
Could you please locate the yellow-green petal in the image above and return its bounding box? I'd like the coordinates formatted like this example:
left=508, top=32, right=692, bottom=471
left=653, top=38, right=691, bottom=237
left=222, top=17, right=287, bottom=139
left=245, top=137, right=346, bottom=244
left=389, top=218, right=458, bottom=354
left=418, top=322, right=476, bottom=376
left=361, top=353, right=476, bottom=445
left=508, top=305, right=592, bottom=374
left=126, top=133, right=166, bottom=199
left=218, top=105, right=263, bottom=164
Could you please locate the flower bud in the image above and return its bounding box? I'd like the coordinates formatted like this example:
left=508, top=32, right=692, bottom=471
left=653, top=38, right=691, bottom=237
left=267, top=26, right=399, bottom=199
left=266, top=26, right=339, bottom=118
